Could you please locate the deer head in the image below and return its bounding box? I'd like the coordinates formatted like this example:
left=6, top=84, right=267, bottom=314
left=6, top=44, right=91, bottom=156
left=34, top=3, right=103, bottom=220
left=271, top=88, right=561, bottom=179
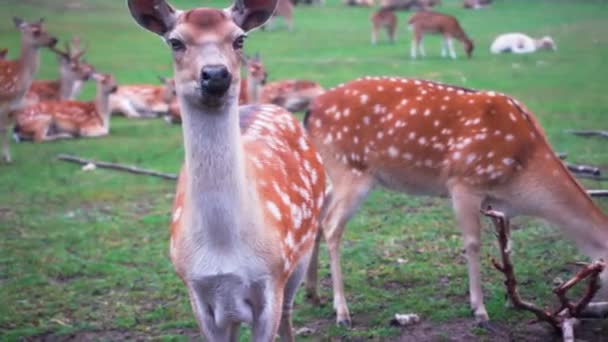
left=127, top=0, right=278, bottom=109
left=93, top=73, right=118, bottom=94
left=13, top=17, right=57, bottom=49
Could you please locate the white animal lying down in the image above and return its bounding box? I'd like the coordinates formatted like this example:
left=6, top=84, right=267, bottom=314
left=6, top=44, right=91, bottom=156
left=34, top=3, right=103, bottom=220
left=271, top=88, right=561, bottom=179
left=490, top=33, right=556, bottom=54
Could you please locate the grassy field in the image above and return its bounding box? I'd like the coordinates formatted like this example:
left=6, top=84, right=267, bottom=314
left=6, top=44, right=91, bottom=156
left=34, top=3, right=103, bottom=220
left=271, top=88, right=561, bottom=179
left=1, top=0, right=608, bottom=340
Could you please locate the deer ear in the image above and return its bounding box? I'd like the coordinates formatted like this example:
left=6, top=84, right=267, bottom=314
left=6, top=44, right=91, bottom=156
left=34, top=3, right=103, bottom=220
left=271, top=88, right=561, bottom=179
left=13, top=17, right=25, bottom=29
left=230, top=0, right=278, bottom=32
left=127, top=0, right=178, bottom=36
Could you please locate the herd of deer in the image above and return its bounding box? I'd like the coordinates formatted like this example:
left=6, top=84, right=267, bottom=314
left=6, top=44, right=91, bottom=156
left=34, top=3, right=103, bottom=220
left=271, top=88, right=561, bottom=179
left=1, top=0, right=605, bottom=340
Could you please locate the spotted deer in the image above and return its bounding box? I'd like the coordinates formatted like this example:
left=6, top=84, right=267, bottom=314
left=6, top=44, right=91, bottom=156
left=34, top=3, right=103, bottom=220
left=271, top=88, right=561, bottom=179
left=0, top=18, right=57, bottom=162
left=109, top=79, right=172, bottom=118
left=242, top=54, right=324, bottom=113
left=13, top=73, right=117, bottom=142
left=127, top=0, right=326, bottom=340
left=371, top=8, right=397, bottom=45
left=408, top=11, right=474, bottom=59
left=26, top=38, right=95, bottom=103
left=304, top=76, right=608, bottom=326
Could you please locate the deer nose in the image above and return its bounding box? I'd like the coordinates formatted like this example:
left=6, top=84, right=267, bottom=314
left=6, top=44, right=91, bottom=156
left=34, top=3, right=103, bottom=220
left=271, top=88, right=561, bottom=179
left=200, top=65, right=231, bottom=96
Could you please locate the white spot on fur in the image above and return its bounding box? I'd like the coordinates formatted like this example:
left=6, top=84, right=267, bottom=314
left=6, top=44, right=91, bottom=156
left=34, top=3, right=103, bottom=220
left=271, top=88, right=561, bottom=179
left=267, top=201, right=281, bottom=220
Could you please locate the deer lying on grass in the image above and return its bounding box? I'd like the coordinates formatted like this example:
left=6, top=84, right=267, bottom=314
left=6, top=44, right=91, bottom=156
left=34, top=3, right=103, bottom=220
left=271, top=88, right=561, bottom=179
left=0, top=18, right=57, bottom=162
left=408, top=11, right=474, bottom=59
left=371, top=8, right=397, bottom=45
left=490, top=33, right=556, bottom=54
left=241, top=54, right=324, bottom=113
left=127, top=0, right=326, bottom=340
left=463, top=0, right=492, bottom=9
left=109, top=77, right=174, bottom=118
left=13, top=73, right=117, bottom=142
left=304, top=76, right=608, bottom=326
left=26, top=38, right=95, bottom=103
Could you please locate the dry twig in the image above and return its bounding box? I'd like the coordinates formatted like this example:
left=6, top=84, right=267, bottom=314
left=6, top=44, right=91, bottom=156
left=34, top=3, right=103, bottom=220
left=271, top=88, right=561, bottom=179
left=57, top=154, right=178, bottom=180
left=566, top=130, right=608, bottom=139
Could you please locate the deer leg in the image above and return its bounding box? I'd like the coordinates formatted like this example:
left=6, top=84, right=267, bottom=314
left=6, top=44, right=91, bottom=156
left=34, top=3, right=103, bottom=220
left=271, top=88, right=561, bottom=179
left=441, top=38, right=448, bottom=57
left=418, top=37, right=426, bottom=57
left=450, top=184, right=488, bottom=322
left=305, top=226, right=323, bottom=304
left=371, top=26, right=378, bottom=45
left=322, top=173, right=375, bottom=326
left=447, top=37, right=458, bottom=59
left=0, top=110, right=12, bottom=163
left=411, top=32, right=422, bottom=59
left=279, top=251, right=312, bottom=342
left=388, top=24, right=396, bottom=44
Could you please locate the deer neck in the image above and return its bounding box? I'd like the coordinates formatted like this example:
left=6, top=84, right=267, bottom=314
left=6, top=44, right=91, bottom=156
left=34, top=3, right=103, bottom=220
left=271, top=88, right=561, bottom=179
left=179, top=84, right=259, bottom=249
left=247, top=73, right=262, bottom=104
left=59, top=64, right=82, bottom=100
left=17, top=39, right=40, bottom=94
left=95, top=85, right=111, bottom=131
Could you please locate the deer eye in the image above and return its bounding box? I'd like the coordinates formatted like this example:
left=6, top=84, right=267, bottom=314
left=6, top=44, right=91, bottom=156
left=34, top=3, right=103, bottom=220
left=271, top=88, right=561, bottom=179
left=233, top=35, right=246, bottom=50
left=168, top=38, right=185, bottom=52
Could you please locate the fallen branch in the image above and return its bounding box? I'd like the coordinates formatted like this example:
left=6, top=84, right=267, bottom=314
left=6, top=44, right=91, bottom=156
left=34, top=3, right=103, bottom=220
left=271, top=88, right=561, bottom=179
left=587, top=190, right=608, bottom=197
left=57, top=154, right=177, bottom=180
left=565, top=162, right=600, bottom=176
left=482, top=208, right=606, bottom=341
left=577, top=174, right=608, bottom=182
left=566, top=130, right=608, bottom=139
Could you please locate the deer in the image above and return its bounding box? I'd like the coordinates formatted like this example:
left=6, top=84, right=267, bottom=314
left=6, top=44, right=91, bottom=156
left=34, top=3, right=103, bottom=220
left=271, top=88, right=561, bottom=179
left=266, top=0, right=294, bottom=31
left=26, top=38, right=95, bottom=104
left=463, top=0, right=492, bottom=9
left=109, top=77, right=174, bottom=118
left=303, top=76, right=608, bottom=327
left=490, top=33, right=556, bottom=54
left=0, top=18, right=57, bottom=163
left=127, top=0, right=326, bottom=340
left=371, top=7, right=397, bottom=45
left=408, top=11, right=474, bottom=59
left=241, top=54, right=324, bottom=113
left=13, top=73, right=117, bottom=142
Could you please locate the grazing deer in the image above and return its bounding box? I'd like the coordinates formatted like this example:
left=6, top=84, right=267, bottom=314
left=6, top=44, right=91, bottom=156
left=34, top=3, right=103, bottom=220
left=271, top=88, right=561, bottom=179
left=408, top=11, right=474, bottom=59
left=13, top=73, right=117, bottom=142
left=0, top=18, right=57, bottom=162
left=127, top=0, right=326, bottom=340
left=27, top=38, right=95, bottom=103
left=490, top=33, right=556, bottom=54
left=0, top=49, right=7, bottom=60
left=463, top=0, right=492, bottom=9
left=371, top=8, right=397, bottom=45
left=304, top=76, right=608, bottom=326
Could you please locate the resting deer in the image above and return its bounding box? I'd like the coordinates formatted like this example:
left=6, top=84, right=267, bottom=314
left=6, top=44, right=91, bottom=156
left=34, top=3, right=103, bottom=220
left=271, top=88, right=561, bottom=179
left=109, top=78, right=173, bottom=118
left=27, top=38, right=94, bottom=103
left=371, top=8, right=397, bottom=45
left=408, top=11, right=474, bottom=59
left=490, top=33, right=556, bottom=54
left=242, top=54, right=324, bottom=113
left=13, top=73, right=117, bottom=142
left=127, top=0, right=326, bottom=340
left=0, top=18, right=57, bottom=162
left=304, top=76, right=608, bottom=326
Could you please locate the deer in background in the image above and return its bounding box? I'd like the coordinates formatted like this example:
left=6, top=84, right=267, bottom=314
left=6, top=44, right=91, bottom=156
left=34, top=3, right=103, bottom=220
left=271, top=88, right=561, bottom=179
left=127, top=0, right=326, bottom=341
left=463, top=0, right=492, bottom=9
left=109, top=75, right=176, bottom=119
left=371, top=8, right=397, bottom=45
left=26, top=37, right=95, bottom=103
left=0, top=18, right=57, bottom=163
left=267, top=0, right=294, bottom=31
left=409, top=11, right=474, bottom=59
left=303, top=76, right=608, bottom=326
left=242, top=54, right=324, bottom=113
left=13, top=73, right=117, bottom=142
left=490, top=33, right=556, bottom=54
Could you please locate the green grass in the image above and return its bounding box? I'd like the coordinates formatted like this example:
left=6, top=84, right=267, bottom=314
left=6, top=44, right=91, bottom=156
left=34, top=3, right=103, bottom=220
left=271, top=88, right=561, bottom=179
left=1, top=0, right=607, bottom=340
